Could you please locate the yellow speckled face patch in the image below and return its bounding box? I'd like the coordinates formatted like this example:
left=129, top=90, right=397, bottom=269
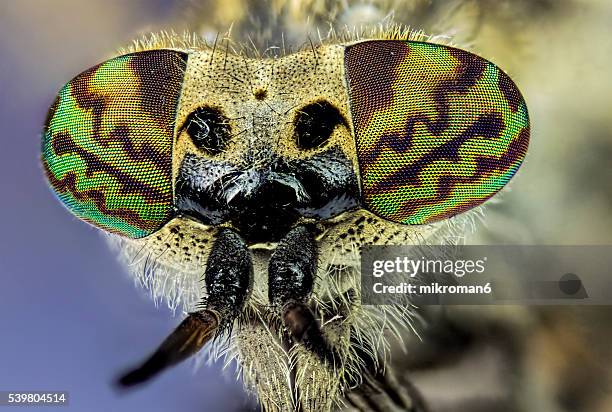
left=42, top=50, right=187, bottom=238
left=345, top=40, right=530, bottom=224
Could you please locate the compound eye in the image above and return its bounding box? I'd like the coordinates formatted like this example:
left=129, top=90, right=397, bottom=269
left=345, top=40, right=530, bottom=225
left=295, top=101, right=345, bottom=150
left=184, top=107, right=232, bottom=155
left=41, top=50, right=188, bottom=238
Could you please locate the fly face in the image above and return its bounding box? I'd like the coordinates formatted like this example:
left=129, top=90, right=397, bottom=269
left=172, top=45, right=360, bottom=243
left=42, top=36, right=529, bottom=412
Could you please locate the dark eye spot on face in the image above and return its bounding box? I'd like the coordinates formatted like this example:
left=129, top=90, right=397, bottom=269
left=185, top=107, right=231, bottom=155
left=294, top=101, right=346, bottom=150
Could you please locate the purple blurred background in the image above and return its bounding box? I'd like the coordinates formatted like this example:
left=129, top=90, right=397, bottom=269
left=2, top=0, right=612, bottom=411
left=0, top=1, right=256, bottom=411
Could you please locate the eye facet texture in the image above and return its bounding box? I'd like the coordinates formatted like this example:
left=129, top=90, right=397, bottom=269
left=345, top=40, right=530, bottom=224
left=42, top=50, right=188, bottom=238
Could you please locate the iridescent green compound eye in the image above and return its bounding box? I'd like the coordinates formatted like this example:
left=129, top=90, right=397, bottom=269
left=42, top=50, right=188, bottom=238
left=345, top=40, right=530, bottom=225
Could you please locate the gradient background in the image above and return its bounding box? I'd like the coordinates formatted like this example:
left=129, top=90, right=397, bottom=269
left=0, top=1, right=256, bottom=411
left=1, top=1, right=611, bottom=411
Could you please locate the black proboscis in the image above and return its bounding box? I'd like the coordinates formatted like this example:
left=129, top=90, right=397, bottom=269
left=117, top=228, right=253, bottom=388
left=117, top=310, right=219, bottom=387
left=268, top=225, right=340, bottom=364
left=203, top=228, right=254, bottom=323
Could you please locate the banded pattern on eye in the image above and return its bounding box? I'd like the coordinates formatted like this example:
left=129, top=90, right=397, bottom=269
left=184, top=107, right=232, bottom=155
left=345, top=40, right=530, bottom=225
left=41, top=50, right=187, bottom=238
left=294, top=101, right=346, bottom=150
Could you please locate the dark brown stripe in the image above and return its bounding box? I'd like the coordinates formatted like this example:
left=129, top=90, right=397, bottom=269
left=448, top=48, right=487, bottom=92
left=354, top=42, right=488, bottom=177
left=69, top=50, right=186, bottom=154
left=371, top=112, right=505, bottom=192
left=391, top=125, right=530, bottom=221
left=423, top=126, right=530, bottom=222
left=50, top=131, right=170, bottom=202
left=105, top=124, right=171, bottom=179
left=43, top=162, right=163, bottom=232
left=70, top=66, right=108, bottom=139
